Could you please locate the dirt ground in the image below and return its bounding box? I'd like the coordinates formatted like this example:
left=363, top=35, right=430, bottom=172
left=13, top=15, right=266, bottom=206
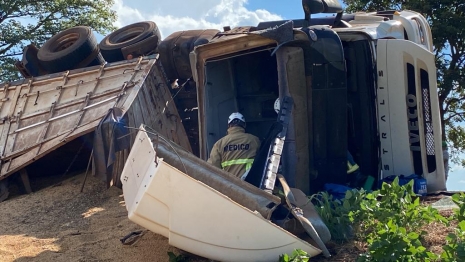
left=0, top=172, right=209, bottom=262
left=1, top=170, right=455, bottom=262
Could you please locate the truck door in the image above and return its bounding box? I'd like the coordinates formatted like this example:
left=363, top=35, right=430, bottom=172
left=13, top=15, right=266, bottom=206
left=376, top=39, right=446, bottom=192
left=307, top=27, right=348, bottom=193
left=274, top=47, right=310, bottom=191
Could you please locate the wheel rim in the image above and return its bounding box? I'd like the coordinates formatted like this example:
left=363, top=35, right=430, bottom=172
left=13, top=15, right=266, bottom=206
left=50, top=33, right=81, bottom=52
left=110, top=26, right=145, bottom=44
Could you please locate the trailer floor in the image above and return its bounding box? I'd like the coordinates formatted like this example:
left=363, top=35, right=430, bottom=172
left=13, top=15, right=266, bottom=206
left=0, top=172, right=208, bottom=262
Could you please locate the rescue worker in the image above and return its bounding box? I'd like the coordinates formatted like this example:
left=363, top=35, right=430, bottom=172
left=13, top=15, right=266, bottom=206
left=207, top=112, right=261, bottom=180
left=347, top=151, right=366, bottom=188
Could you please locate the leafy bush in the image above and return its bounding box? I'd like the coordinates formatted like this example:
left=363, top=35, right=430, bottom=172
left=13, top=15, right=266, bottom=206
left=279, top=249, right=310, bottom=262
left=351, top=177, right=444, bottom=261
left=310, top=189, right=367, bottom=241
left=451, top=192, right=465, bottom=222
left=280, top=180, right=465, bottom=261
left=167, top=252, right=187, bottom=262
left=441, top=193, right=465, bottom=261
left=441, top=220, right=465, bottom=261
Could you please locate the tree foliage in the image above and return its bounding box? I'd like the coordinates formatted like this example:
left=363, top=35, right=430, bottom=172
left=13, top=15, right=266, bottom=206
left=343, top=0, right=465, bottom=165
left=0, top=0, right=117, bottom=82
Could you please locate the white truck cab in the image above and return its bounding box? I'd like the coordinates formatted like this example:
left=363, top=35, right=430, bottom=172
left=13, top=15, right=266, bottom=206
left=119, top=2, right=446, bottom=261
left=188, top=8, right=446, bottom=193
left=336, top=9, right=445, bottom=192
left=344, top=10, right=433, bottom=52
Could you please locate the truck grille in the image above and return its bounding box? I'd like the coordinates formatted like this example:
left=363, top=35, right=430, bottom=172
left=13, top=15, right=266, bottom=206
left=407, top=63, right=423, bottom=175
left=420, top=69, right=436, bottom=172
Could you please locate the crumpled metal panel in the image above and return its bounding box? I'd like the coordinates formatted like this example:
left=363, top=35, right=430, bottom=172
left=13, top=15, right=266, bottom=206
left=91, top=59, right=193, bottom=188
left=250, top=20, right=294, bottom=45
left=143, top=128, right=281, bottom=220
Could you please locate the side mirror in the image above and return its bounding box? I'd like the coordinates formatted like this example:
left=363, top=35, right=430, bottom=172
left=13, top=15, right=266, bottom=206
left=302, top=0, right=324, bottom=19
left=322, top=0, right=344, bottom=13
left=302, top=0, right=343, bottom=15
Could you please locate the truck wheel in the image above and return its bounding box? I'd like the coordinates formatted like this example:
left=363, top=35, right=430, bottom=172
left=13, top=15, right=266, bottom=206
left=99, top=21, right=161, bottom=63
left=87, top=52, right=106, bottom=67
left=158, top=29, right=220, bottom=81
left=38, top=26, right=99, bottom=73
left=72, top=50, right=106, bottom=70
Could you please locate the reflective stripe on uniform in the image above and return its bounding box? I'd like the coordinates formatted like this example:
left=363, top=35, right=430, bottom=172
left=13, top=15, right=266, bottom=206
left=347, top=162, right=359, bottom=174
left=221, top=158, right=254, bottom=171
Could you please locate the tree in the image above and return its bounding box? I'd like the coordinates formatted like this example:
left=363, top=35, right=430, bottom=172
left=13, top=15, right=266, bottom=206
left=343, top=0, right=465, bottom=165
left=0, top=0, right=117, bottom=82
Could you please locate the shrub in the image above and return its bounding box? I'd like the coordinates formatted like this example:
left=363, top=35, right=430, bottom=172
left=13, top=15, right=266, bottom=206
left=351, top=177, right=444, bottom=261
left=310, top=189, right=367, bottom=242
left=441, top=193, right=465, bottom=261
left=280, top=178, right=464, bottom=261
left=279, top=249, right=310, bottom=262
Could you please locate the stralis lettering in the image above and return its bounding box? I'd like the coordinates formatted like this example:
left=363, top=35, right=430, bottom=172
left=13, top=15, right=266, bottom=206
left=406, top=94, right=420, bottom=151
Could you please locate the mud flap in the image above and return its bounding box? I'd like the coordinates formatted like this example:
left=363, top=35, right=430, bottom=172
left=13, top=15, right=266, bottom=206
left=92, top=107, right=131, bottom=188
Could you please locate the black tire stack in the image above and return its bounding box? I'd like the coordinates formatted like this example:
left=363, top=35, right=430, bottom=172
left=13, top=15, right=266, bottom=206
left=34, top=21, right=162, bottom=74
left=99, top=21, right=161, bottom=62
left=37, top=26, right=105, bottom=74
left=158, top=29, right=220, bottom=81
left=23, top=21, right=218, bottom=78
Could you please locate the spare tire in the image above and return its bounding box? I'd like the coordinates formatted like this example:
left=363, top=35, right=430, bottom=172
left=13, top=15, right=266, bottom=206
left=38, top=26, right=101, bottom=73
left=158, top=29, right=220, bottom=81
left=99, top=21, right=161, bottom=62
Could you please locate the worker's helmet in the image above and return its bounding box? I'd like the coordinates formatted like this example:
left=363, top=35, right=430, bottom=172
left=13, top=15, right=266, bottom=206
left=228, top=112, right=245, bottom=124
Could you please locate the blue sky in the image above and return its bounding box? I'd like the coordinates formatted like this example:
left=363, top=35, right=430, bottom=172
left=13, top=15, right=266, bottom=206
left=109, top=0, right=463, bottom=191
left=110, top=0, right=309, bottom=38
left=245, top=0, right=304, bottom=19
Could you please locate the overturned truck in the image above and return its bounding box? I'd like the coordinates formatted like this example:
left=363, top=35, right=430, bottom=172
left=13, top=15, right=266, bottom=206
left=0, top=0, right=447, bottom=260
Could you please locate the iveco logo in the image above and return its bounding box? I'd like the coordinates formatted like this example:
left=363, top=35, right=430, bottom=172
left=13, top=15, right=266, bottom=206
left=407, top=94, right=420, bottom=151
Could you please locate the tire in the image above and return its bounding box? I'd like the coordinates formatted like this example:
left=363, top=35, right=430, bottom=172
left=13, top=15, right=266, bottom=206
left=72, top=49, right=105, bottom=70
left=38, top=26, right=98, bottom=73
left=87, top=52, right=106, bottom=67
left=158, top=29, right=219, bottom=81
left=99, top=21, right=160, bottom=62
left=121, top=34, right=160, bottom=59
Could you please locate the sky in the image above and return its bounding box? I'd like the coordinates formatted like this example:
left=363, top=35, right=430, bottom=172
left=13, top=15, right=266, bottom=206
left=108, top=0, right=464, bottom=191
left=110, top=0, right=301, bottom=39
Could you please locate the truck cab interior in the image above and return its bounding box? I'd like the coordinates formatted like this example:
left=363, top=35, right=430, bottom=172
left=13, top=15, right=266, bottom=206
left=203, top=48, right=279, bottom=150
left=340, top=35, right=379, bottom=190
left=194, top=2, right=445, bottom=194
left=198, top=25, right=381, bottom=195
